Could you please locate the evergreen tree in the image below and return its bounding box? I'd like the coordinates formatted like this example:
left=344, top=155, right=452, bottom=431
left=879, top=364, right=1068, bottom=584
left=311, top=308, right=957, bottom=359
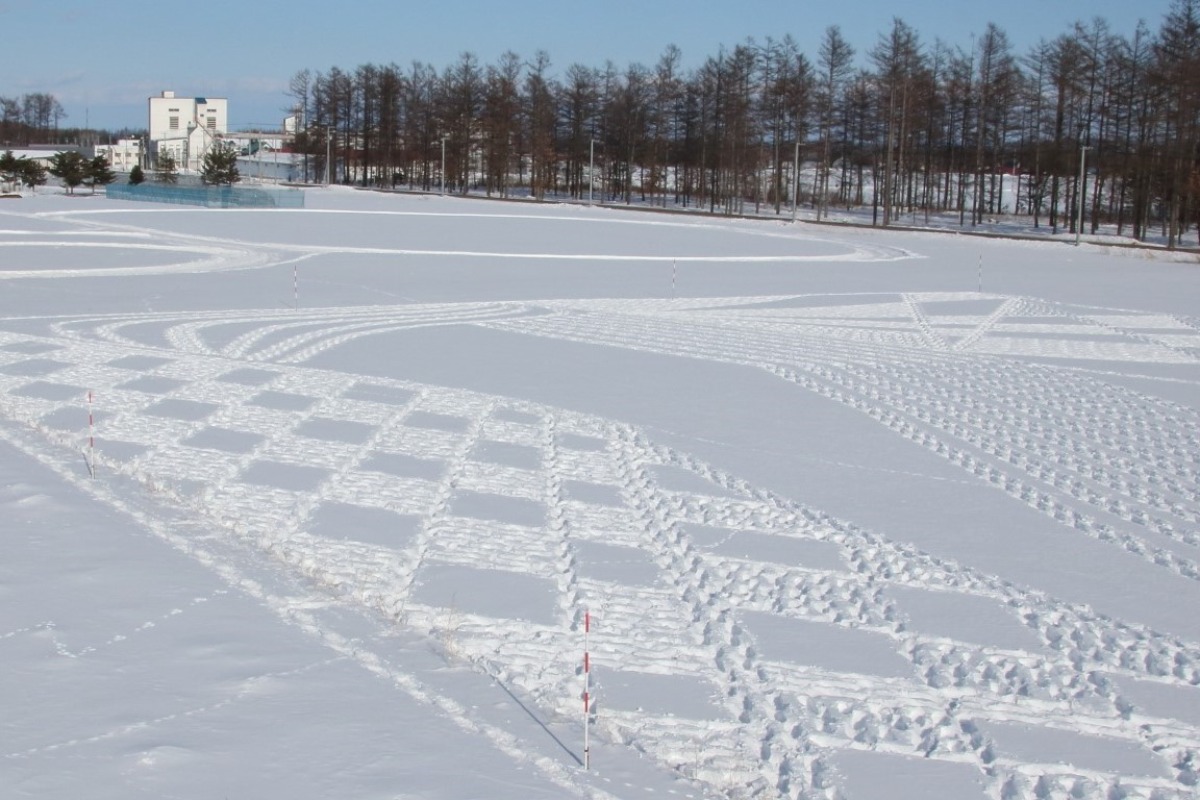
left=48, top=151, right=87, bottom=194
left=155, top=152, right=178, bottom=184
left=200, top=142, right=240, bottom=185
left=128, top=163, right=145, bottom=184
left=87, top=155, right=116, bottom=194
left=0, top=149, right=18, bottom=176
left=20, top=159, right=47, bottom=192
left=0, top=150, right=19, bottom=191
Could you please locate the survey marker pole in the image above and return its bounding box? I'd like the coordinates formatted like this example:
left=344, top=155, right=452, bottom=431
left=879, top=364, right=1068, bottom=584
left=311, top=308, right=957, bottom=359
left=86, top=390, right=95, bottom=479
left=583, top=608, right=591, bottom=770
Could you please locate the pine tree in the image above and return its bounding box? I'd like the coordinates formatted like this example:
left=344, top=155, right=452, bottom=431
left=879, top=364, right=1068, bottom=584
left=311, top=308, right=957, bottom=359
left=155, top=152, right=178, bottom=184
left=48, top=151, right=87, bottom=194
left=0, top=150, right=19, bottom=192
left=87, top=155, right=116, bottom=194
left=128, top=164, right=145, bottom=184
left=20, top=159, right=47, bottom=192
left=200, top=142, right=240, bottom=185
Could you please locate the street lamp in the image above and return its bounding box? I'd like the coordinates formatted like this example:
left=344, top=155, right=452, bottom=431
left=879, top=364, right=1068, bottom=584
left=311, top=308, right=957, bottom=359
left=315, top=125, right=333, bottom=186
left=1075, top=144, right=1090, bottom=247
left=791, top=139, right=800, bottom=223
left=440, top=136, right=447, bottom=196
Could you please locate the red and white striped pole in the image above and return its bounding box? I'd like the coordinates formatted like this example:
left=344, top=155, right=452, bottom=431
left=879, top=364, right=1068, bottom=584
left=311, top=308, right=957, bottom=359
left=583, top=608, right=591, bottom=770
left=87, top=390, right=95, bottom=479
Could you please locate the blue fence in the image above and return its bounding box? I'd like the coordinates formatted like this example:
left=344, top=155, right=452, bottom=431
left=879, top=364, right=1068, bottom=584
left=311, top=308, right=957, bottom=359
left=107, top=183, right=305, bottom=209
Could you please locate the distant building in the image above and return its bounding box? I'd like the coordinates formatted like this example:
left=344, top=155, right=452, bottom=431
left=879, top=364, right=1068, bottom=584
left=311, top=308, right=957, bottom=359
left=94, top=138, right=143, bottom=172
left=148, top=90, right=228, bottom=171
left=236, top=150, right=300, bottom=183
left=0, top=148, right=76, bottom=192
left=223, top=133, right=285, bottom=154
left=23, top=144, right=88, bottom=155
left=2, top=148, right=69, bottom=170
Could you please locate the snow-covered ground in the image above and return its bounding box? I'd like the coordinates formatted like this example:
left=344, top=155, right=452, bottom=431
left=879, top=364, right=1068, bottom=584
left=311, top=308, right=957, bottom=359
left=2, top=186, right=1199, bottom=800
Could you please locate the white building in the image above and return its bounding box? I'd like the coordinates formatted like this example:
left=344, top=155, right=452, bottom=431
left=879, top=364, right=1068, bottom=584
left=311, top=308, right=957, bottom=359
left=237, top=151, right=301, bottom=184
left=148, top=90, right=228, bottom=171
left=94, top=139, right=144, bottom=172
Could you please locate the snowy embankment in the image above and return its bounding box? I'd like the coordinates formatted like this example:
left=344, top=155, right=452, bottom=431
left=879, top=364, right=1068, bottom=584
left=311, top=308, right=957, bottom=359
left=1, top=187, right=1199, bottom=800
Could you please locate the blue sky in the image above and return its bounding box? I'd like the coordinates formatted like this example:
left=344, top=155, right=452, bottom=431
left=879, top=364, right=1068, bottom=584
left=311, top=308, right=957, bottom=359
left=0, top=0, right=1180, bottom=134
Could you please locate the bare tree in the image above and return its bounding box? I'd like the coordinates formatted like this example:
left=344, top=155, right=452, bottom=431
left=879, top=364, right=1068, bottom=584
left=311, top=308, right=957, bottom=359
left=482, top=52, right=522, bottom=196
left=524, top=51, right=558, bottom=200
left=871, top=18, right=924, bottom=225
left=1153, top=0, right=1200, bottom=247
left=281, top=4, right=1199, bottom=234
left=816, top=27, right=855, bottom=220
left=287, top=69, right=313, bottom=181
left=972, top=23, right=1018, bottom=225
left=562, top=63, right=601, bottom=199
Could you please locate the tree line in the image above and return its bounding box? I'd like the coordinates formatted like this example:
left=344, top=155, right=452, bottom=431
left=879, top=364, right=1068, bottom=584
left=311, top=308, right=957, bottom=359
left=1, top=91, right=139, bottom=150
left=289, top=0, right=1200, bottom=247
left=0, top=92, right=67, bottom=145
left=0, top=150, right=116, bottom=195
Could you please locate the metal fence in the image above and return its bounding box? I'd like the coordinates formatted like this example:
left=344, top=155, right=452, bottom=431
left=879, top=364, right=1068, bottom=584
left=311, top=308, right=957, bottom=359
left=107, top=183, right=305, bottom=209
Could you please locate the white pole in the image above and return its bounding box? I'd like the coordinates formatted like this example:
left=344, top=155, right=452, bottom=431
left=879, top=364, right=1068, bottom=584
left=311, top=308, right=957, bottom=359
left=589, top=138, right=594, bottom=205
left=583, top=609, right=591, bottom=770
left=441, top=137, right=447, bottom=196
left=672, top=258, right=677, bottom=297
left=87, top=390, right=95, bottom=479
left=791, top=139, right=799, bottom=223
left=325, top=129, right=331, bottom=186
left=978, top=254, right=982, bottom=294
left=294, top=263, right=299, bottom=309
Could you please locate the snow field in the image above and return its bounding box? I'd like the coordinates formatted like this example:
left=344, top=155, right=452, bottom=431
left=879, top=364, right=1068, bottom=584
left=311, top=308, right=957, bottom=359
left=1, top=190, right=1200, bottom=799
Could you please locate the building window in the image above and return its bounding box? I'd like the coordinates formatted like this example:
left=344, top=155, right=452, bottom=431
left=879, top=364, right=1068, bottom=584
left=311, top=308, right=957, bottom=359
left=207, top=118, right=216, bottom=130
left=169, top=116, right=179, bottom=130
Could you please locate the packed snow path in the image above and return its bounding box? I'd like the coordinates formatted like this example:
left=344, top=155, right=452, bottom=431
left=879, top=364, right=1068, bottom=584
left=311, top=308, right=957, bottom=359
left=1, top=194, right=1199, bottom=800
